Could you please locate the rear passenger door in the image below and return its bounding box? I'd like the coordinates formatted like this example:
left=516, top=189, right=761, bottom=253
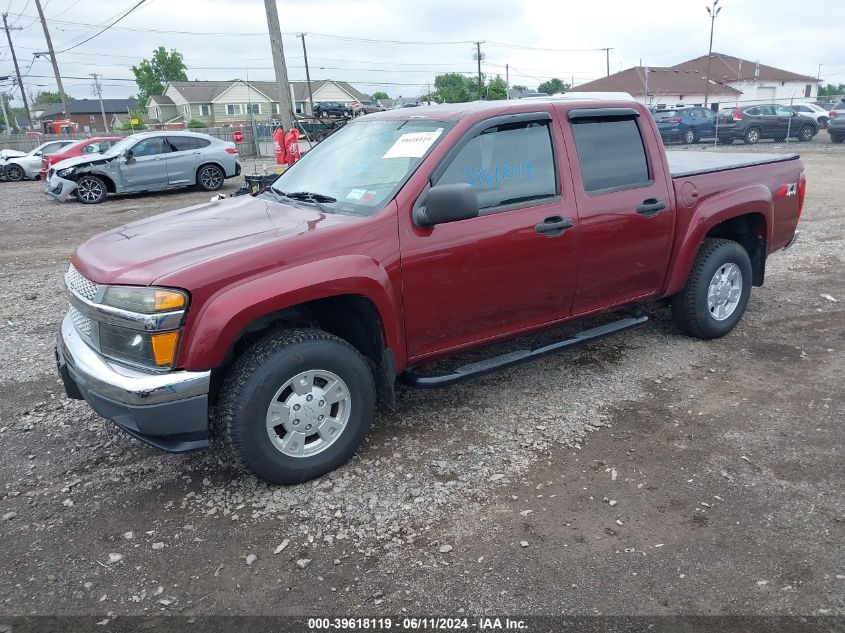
left=165, top=136, right=208, bottom=185
left=560, top=107, right=674, bottom=315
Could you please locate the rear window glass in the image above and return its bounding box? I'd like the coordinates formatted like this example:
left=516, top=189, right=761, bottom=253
left=570, top=117, right=651, bottom=194
left=437, top=121, right=558, bottom=210
left=168, top=136, right=210, bottom=151
left=653, top=110, right=680, bottom=119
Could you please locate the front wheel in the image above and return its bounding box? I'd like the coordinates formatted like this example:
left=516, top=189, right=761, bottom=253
left=74, top=175, right=107, bottom=204
left=219, top=329, right=376, bottom=484
left=831, top=134, right=845, bottom=144
left=5, top=164, right=25, bottom=181
left=743, top=127, right=761, bottom=144
left=671, top=238, right=752, bottom=339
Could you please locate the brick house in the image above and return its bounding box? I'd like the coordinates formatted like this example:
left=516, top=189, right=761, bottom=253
left=35, top=99, right=138, bottom=134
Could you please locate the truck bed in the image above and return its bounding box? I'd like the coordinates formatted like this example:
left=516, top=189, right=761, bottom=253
left=666, top=151, right=800, bottom=178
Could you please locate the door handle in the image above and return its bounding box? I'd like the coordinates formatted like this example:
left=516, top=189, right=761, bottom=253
left=535, top=215, right=574, bottom=237
left=635, top=199, right=667, bottom=216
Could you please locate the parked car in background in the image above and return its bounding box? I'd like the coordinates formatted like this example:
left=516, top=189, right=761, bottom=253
left=790, top=103, right=831, bottom=128
left=3, top=140, right=75, bottom=181
left=716, top=104, right=819, bottom=144
left=46, top=131, right=240, bottom=204
left=652, top=107, right=717, bottom=144
left=39, top=137, right=122, bottom=181
left=352, top=100, right=385, bottom=115
left=313, top=101, right=351, bottom=118
left=827, top=98, right=845, bottom=143
left=0, top=148, right=27, bottom=178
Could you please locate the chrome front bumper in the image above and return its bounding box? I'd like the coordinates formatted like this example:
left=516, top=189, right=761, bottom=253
left=56, top=312, right=211, bottom=452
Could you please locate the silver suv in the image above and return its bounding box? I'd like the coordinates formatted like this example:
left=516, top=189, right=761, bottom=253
left=828, top=99, right=845, bottom=143
left=46, top=131, right=241, bottom=204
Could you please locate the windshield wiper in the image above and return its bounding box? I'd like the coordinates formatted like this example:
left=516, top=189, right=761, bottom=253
left=273, top=190, right=336, bottom=214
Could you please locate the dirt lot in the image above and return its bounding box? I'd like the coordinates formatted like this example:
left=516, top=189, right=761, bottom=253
left=0, top=148, right=842, bottom=622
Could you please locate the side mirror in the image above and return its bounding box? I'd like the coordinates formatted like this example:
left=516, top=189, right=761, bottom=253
left=414, top=183, right=479, bottom=228
left=34, top=151, right=41, bottom=156
left=124, top=149, right=135, bottom=164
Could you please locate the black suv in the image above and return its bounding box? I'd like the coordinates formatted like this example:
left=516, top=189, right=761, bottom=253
left=827, top=99, right=845, bottom=143
left=716, top=104, right=819, bottom=144
left=313, top=101, right=351, bottom=118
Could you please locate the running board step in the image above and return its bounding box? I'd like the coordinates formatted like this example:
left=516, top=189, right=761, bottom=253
left=399, top=313, right=649, bottom=389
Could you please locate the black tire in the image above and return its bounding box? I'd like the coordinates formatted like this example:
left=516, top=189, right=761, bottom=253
left=831, top=134, right=845, bottom=144
left=671, top=238, right=753, bottom=340
left=5, top=164, right=25, bottom=181
left=798, top=125, right=815, bottom=142
left=683, top=128, right=697, bottom=144
left=74, top=175, right=108, bottom=204
left=819, top=117, right=829, bottom=129
left=196, top=164, right=225, bottom=191
left=743, top=127, right=761, bottom=144
left=218, top=328, right=376, bottom=485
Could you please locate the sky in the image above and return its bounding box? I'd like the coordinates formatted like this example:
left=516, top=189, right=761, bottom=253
left=1, top=0, right=844, bottom=107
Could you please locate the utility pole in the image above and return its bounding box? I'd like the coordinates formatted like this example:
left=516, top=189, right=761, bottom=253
left=474, top=41, right=485, bottom=100
left=263, top=0, right=294, bottom=129
left=34, top=0, right=69, bottom=117
left=299, top=33, right=314, bottom=116
left=91, top=73, right=109, bottom=133
left=703, top=0, right=722, bottom=108
left=603, top=47, right=614, bottom=76
left=505, top=63, right=509, bottom=99
left=1, top=14, right=33, bottom=128
left=0, top=87, right=10, bottom=134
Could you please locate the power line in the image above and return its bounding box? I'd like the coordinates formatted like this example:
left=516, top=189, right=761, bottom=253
left=54, top=0, right=147, bottom=53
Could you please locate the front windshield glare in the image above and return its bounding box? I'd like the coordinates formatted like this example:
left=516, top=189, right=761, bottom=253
left=271, top=119, right=450, bottom=216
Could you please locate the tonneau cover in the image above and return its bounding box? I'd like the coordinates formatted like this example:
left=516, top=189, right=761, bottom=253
left=667, top=151, right=799, bottom=178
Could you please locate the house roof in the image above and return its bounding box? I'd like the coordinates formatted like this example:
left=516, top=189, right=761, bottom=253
left=670, top=53, right=819, bottom=84
left=570, top=67, right=741, bottom=97
left=148, top=94, right=174, bottom=105
left=156, top=79, right=367, bottom=106
left=37, top=98, right=138, bottom=118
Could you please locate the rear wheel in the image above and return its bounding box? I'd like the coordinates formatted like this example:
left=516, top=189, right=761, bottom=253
left=683, top=128, right=697, bottom=144
left=197, top=164, right=224, bottom=191
left=819, top=117, right=829, bottom=129
left=5, top=164, right=25, bottom=181
left=798, top=125, right=815, bottom=142
left=743, top=127, right=761, bottom=144
left=219, top=329, right=376, bottom=484
left=74, top=175, right=107, bottom=204
left=671, top=238, right=752, bottom=340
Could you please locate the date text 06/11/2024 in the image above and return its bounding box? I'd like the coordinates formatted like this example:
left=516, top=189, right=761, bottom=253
left=306, top=617, right=528, bottom=630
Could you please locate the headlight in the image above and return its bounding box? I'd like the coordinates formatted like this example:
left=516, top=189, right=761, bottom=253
left=99, top=324, right=181, bottom=368
left=101, top=286, right=187, bottom=313
left=57, top=167, right=76, bottom=177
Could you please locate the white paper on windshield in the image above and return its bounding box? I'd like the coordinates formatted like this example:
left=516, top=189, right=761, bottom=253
left=382, top=129, right=443, bottom=159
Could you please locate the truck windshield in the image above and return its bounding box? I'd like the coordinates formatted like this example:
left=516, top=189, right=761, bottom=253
left=269, top=119, right=452, bottom=216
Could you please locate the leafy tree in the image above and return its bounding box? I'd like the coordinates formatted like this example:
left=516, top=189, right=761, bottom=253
left=371, top=91, right=389, bottom=101
left=131, top=47, right=188, bottom=104
left=187, top=119, right=206, bottom=128
left=818, top=83, right=845, bottom=98
left=30, top=90, right=70, bottom=105
left=434, top=73, right=478, bottom=103
left=486, top=75, right=508, bottom=100
left=511, top=84, right=527, bottom=92
left=119, top=109, right=148, bottom=131
left=537, top=78, right=570, bottom=95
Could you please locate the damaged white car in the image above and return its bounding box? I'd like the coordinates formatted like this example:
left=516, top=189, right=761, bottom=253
left=46, top=131, right=241, bottom=204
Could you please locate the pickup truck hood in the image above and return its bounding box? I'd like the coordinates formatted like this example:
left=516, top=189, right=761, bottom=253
left=74, top=195, right=361, bottom=286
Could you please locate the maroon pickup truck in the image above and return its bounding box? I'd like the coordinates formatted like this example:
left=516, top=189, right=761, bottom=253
left=56, top=99, right=804, bottom=484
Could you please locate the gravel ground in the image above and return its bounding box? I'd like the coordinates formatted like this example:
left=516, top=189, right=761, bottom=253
left=0, top=151, right=842, bottom=620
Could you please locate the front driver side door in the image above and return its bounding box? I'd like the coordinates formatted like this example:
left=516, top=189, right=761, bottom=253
left=120, top=136, right=170, bottom=191
left=399, top=112, right=579, bottom=361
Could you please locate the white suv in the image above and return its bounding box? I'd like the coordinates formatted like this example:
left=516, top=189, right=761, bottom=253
left=791, top=103, right=832, bottom=128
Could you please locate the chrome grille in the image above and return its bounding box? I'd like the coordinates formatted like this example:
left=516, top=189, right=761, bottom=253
left=69, top=305, right=93, bottom=338
left=66, top=264, right=99, bottom=301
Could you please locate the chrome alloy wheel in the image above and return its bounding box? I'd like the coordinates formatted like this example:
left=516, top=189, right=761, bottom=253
left=200, top=166, right=222, bottom=189
left=265, top=370, right=351, bottom=458
left=77, top=177, right=104, bottom=202
left=707, top=263, right=742, bottom=321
